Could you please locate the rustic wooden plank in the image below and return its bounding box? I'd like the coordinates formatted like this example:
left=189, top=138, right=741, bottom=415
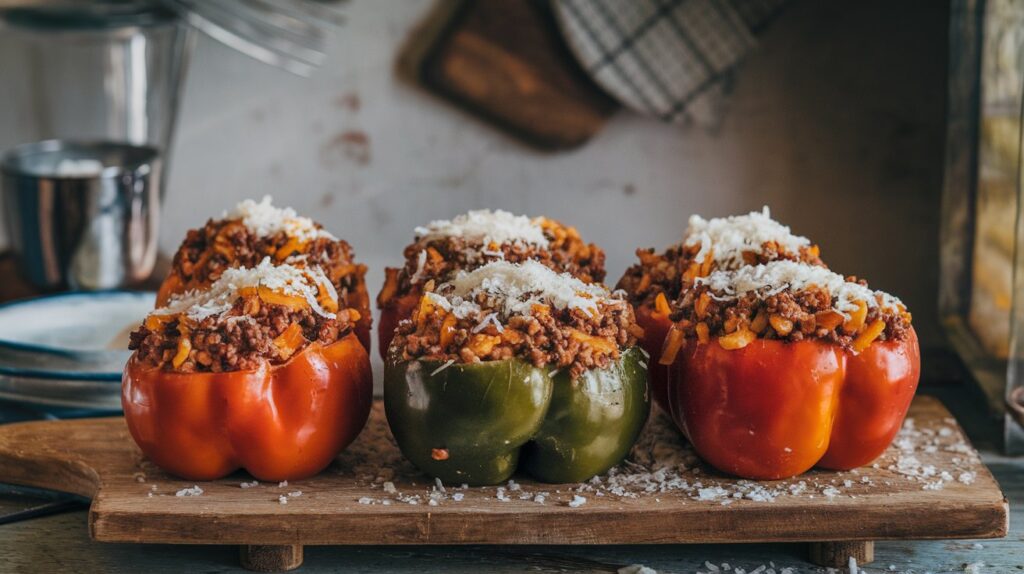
left=0, top=510, right=1013, bottom=574
left=808, top=540, right=873, bottom=567
left=0, top=395, right=1007, bottom=550
left=239, top=545, right=303, bottom=572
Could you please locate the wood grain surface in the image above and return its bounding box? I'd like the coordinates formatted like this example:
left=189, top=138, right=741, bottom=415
left=0, top=396, right=1007, bottom=548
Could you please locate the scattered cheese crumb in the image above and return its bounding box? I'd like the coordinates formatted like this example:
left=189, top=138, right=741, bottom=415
left=226, top=196, right=336, bottom=243
left=175, top=485, right=203, bottom=497
left=684, top=207, right=810, bottom=269
left=568, top=495, right=587, bottom=508
left=618, top=566, right=657, bottom=574
left=240, top=481, right=259, bottom=489
left=696, top=260, right=902, bottom=316
left=153, top=258, right=337, bottom=320
left=414, top=209, right=549, bottom=248
left=435, top=260, right=621, bottom=322
left=430, top=360, right=456, bottom=376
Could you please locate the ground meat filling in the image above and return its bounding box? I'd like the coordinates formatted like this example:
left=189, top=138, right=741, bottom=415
left=668, top=280, right=911, bottom=348
left=170, top=219, right=367, bottom=309
left=618, top=240, right=824, bottom=309
left=378, top=219, right=605, bottom=310
left=129, top=296, right=356, bottom=373
left=393, top=294, right=639, bottom=380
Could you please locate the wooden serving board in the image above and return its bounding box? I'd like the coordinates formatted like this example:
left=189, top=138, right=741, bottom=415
left=0, top=396, right=1007, bottom=572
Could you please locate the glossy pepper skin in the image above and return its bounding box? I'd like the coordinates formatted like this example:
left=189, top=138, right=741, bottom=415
left=122, top=333, right=373, bottom=481
left=666, top=328, right=920, bottom=480
left=384, top=347, right=649, bottom=485
left=377, top=291, right=419, bottom=360
left=634, top=303, right=673, bottom=411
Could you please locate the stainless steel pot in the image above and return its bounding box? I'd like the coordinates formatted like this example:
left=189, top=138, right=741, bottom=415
left=1, top=140, right=161, bottom=290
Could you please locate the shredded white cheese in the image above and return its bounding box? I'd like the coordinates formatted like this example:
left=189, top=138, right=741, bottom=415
left=684, top=206, right=811, bottom=269
left=409, top=249, right=429, bottom=285
left=433, top=260, right=617, bottom=321
left=414, top=209, right=549, bottom=248
left=153, top=257, right=337, bottom=320
left=696, top=260, right=903, bottom=317
left=429, top=359, right=456, bottom=376
left=225, top=196, right=336, bottom=243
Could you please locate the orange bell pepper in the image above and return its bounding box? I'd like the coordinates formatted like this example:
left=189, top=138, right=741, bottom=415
left=665, top=328, right=919, bottom=479
left=122, top=333, right=372, bottom=481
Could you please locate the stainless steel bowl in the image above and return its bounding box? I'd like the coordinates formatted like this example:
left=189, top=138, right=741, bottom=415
left=1, top=140, right=162, bottom=290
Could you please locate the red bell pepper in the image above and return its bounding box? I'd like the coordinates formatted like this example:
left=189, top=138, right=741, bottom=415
left=378, top=291, right=419, bottom=359
left=665, top=328, right=919, bottom=479
left=634, top=301, right=673, bottom=410
left=122, top=333, right=372, bottom=481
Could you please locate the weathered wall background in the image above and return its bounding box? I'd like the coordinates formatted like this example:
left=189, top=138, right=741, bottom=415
left=0, top=1, right=949, bottom=348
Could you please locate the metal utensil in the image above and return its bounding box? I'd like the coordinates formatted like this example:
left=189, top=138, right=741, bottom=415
left=161, top=0, right=344, bottom=76
left=1, top=140, right=162, bottom=291
left=0, top=483, right=89, bottom=526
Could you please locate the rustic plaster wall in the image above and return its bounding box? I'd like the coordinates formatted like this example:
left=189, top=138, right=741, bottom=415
left=0, top=0, right=949, bottom=350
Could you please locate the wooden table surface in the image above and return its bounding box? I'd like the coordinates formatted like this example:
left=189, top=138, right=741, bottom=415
left=0, top=460, right=1018, bottom=574
left=0, top=382, right=1017, bottom=573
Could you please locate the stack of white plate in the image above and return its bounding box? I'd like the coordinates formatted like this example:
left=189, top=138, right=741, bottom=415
left=0, top=291, right=154, bottom=411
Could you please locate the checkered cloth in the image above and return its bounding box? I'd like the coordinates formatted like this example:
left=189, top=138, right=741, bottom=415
left=552, top=0, right=787, bottom=126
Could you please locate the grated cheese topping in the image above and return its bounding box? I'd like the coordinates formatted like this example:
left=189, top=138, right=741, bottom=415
left=225, top=196, right=336, bottom=243
left=428, top=260, right=617, bottom=321
left=414, top=209, right=550, bottom=248
left=684, top=207, right=811, bottom=269
left=696, top=260, right=903, bottom=316
left=153, top=257, right=337, bottom=320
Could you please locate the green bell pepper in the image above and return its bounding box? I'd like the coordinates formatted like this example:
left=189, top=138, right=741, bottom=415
left=384, top=347, right=649, bottom=485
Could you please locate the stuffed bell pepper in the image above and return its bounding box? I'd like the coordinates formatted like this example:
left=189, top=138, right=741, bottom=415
left=124, top=258, right=372, bottom=481
left=384, top=260, right=648, bottom=485
left=377, top=209, right=605, bottom=358
left=617, top=208, right=824, bottom=410
left=660, top=260, right=919, bottom=480
left=157, top=196, right=372, bottom=351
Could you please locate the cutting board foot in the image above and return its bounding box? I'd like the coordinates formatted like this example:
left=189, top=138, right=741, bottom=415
left=808, top=540, right=874, bottom=567
left=239, top=544, right=304, bottom=572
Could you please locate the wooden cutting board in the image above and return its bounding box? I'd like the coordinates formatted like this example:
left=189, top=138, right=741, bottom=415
left=0, top=396, right=1007, bottom=572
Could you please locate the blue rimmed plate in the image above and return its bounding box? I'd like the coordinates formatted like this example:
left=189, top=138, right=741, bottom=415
left=0, top=291, right=154, bottom=409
